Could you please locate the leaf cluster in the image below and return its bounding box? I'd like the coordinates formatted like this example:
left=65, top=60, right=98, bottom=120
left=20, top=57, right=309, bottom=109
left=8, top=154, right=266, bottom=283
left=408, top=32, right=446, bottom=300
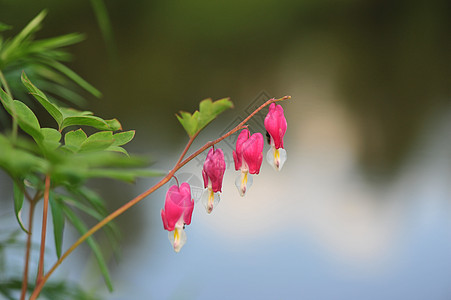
left=0, top=73, right=162, bottom=292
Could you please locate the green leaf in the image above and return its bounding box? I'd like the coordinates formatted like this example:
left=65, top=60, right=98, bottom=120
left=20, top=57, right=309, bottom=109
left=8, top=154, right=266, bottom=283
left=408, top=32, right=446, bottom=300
left=41, top=128, right=61, bottom=151
left=40, top=59, right=102, bottom=98
left=79, top=131, right=114, bottom=152
left=63, top=206, right=113, bottom=292
left=111, top=130, right=135, bottom=146
left=2, top=10, right=47, bottom=60
left=60, top=109, right=121, bottom=131
left=197, top=97, right=233, bottom=130
left=176, top=111, right=198, bottom=137
left=106, top=145, right=129, bottom=156
left=104, top=119, right=122, bottom=131
left=63, top=129, right=87, bottom=152
left=13, top=181, right=28, bottom=233
left=21, top=71, right=63, bottom=127
left=30, top=33, right=85, bottom=51
left=176, top=97, right=233, bottom=137
left=0, top=88, right=14, bottom=112
left=13, top=100, right=43, bottom=142
left=50, top=193, right=65, bottom=259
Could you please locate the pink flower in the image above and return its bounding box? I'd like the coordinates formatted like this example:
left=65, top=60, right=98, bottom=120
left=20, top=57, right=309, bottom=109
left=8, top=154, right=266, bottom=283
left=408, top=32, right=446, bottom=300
left=161, top=183, right=194, bottom=252
left=201, top=148, right=226, bottom=213
left=233, top=129, right=264, bottom=196
left=264, top=103, right=287, bottom=171
left=233, top=129, right=264, bottom=174
left=202, top=148, right=226, bottom=193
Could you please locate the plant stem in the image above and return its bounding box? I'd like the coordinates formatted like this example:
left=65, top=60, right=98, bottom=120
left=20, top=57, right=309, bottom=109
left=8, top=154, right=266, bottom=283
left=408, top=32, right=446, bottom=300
left=29, top=95, right=290, bottom=299
left=36, top=175, right=51, bottom=286
left=20, top=198, right=37, bottom=300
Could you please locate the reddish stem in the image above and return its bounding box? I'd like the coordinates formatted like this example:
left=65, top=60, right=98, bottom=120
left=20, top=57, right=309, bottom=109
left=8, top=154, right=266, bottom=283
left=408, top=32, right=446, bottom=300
left=29, top=95, right=290, bottom=299
left=36, top=175, right=50, bottom=286
left=20, top=200, right=36, bottom=300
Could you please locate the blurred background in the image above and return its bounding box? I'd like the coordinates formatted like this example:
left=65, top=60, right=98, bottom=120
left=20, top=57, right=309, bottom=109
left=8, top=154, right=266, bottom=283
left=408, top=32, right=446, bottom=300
left=0, top=0, right=450, bottom=299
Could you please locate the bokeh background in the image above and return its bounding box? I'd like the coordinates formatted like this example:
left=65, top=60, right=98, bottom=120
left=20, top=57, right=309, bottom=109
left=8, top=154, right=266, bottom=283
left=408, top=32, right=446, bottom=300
left=1, top=0, right=450, bottom=299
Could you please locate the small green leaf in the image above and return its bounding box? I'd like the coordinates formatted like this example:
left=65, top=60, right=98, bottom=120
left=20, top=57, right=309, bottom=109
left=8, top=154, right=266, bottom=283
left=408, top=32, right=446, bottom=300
left=112, top=130, right=135, bottom=146
left=41, top=128, right=61, bottom=150
left=197, top=97, right=233, bottom=130
left=79, top=131, right=114, bottom=152
left=59, top=109, right=121, bottom=131
left=49, top=193, right=65, bottom=259
left=106, top=145, right=129, bottom=156
left=21, top=72, right=64, bottom=127
left=30, top=32, right=85, bottom=50
left=63, top=206, right=113, bottom=292
left=176, top=97, right=233, bottom=137
left=176, top=111, right=198, bottom=137
left=104, top=119, right=122, bottom=131
left=13, top=181, right=28, bottom=234
left=63, top=129, right=87, bottom=152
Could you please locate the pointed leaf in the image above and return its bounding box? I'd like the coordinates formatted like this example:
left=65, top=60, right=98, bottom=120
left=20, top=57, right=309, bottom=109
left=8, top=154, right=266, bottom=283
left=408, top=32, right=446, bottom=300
left=13, top=181, right=28, bottom=233
left=197, top=97, right=233, bottom=130
left=106, top=145, right=129, bottom=156
left=21, top=72, right=63, bottom=127
left=79, top=131, right=114, bottom=152
left=49, top=193, right=65, bottom=259
left=104, top=118, right=122, bottom=131
left=63, top=129, right=87, bottom=152
left=63, top=206, right=113, bottom=291
left=40, top=59, right=102, bottom=98
left=176, top=111, right=198, bottom=137
left=176, top=97, right=233, bottom=137
left=111, top=130, right=135, bottom=146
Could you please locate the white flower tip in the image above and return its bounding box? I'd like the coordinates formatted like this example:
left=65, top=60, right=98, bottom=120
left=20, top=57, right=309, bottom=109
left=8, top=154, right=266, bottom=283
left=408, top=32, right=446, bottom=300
left=201, top=188, right=220, bottom=214
left=266, top=147, right=287, bottom=171
left=168, top=227, right=187, bottom=253
left=235, top=172, right=253, bottom=197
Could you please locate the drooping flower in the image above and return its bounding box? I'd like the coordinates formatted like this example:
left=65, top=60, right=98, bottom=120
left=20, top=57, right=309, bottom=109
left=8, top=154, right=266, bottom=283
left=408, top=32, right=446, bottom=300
left=161, top=182, right=194, bottom=252
left=233, top=129, right=264, bottom=196
left=264, top=103, right=287, bottom=171
left=201, top=147, right=226, bottom=213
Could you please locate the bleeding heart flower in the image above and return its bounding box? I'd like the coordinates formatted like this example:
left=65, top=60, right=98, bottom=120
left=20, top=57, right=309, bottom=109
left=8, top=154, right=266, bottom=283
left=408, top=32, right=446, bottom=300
left=233, top=129, right=264, bottom=196
left=264, top=103, right=287, bottom=171
left=161, top=182, right=194, bottom=252
left=201, top=147, right=226, bottom=213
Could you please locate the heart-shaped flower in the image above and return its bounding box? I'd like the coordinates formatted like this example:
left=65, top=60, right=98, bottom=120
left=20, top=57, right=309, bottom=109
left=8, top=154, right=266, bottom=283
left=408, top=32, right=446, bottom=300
left=161, top=183, right=194, bottom=252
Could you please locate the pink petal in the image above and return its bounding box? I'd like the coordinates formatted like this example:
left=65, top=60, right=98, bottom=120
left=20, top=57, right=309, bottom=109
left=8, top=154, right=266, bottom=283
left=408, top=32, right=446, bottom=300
left=242, top=133, right=264, bottom=174
left=264, top=103, right=287, bottom=149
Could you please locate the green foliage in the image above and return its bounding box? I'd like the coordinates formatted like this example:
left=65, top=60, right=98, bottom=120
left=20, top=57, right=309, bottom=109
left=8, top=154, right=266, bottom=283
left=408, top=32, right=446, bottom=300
left=0, top=10, right=100, bottom=107
left=0, top=72, right=161, bottom=294
left=177, top=97, right=233, bottom=137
